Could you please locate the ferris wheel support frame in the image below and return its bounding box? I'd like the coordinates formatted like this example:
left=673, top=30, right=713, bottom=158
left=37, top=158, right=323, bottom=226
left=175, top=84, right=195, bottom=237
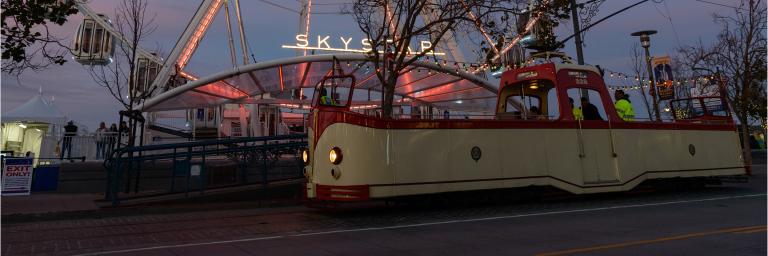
left=421, top=0, right=467, bottom=63
left=150, top=0, right=225, bottom=92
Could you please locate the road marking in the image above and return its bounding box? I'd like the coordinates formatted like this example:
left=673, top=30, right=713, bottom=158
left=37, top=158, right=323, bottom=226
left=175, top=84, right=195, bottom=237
left=733, top=227, right=768, bottom=234
left=73, top=235, right=286, bottom=255
left=73, top=193, right=766, bottom=256
left=535, top=225, right=767, bottom=256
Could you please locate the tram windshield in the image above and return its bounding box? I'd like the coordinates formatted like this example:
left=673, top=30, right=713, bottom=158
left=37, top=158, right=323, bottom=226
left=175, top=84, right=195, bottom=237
left=497, top=79, right=558, bottom=120
left=670, top=97, right=729, bottom=120
left=314, top=75, right=354, bottom=107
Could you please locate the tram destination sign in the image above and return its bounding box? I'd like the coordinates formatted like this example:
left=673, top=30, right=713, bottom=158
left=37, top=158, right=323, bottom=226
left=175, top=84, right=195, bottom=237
left=282, top=34, right=445, bottom=55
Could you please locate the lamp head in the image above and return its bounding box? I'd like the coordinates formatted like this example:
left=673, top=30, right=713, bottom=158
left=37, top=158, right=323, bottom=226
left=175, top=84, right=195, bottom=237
left=631, top=30, right=657, bottom=48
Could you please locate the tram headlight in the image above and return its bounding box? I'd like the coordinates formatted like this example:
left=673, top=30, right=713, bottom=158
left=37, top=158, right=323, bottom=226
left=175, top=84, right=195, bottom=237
left=301, top=149, right=310, bottom=165
left=329, top=147, right=343, bottom=165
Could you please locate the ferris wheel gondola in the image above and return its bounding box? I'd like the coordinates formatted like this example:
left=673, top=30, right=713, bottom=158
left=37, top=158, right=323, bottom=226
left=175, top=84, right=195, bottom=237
left=71, top=14, right=115, bottom=65
left=134, top=53, right=162, bottom=96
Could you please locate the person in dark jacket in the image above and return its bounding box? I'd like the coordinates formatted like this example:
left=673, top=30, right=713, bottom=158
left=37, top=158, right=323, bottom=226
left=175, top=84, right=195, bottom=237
left=580, top=97, right=603, bottom=121
left=61, top=121, right=78, bottom=159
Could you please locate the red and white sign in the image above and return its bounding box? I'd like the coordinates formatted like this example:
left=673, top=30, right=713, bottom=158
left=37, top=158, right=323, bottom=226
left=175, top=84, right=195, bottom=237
left=2, top=158, right=34, bottom=196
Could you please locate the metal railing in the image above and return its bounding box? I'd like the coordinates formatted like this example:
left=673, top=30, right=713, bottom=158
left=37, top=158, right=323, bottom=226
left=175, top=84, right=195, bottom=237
left=46, top=133, right=121, bottom=161
left=104, top=133, right=308, bottom=205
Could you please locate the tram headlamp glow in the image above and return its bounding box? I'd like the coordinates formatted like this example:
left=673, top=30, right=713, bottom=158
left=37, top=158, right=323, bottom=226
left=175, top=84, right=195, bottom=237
left=329, top=147, right=343, bottom=165
left=301, top=149, right=310, bottom=165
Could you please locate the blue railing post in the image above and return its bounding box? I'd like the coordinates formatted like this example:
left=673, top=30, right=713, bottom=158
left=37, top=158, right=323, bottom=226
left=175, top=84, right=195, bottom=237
left=104, top=153, right=113, bottom=201
left=111, top=154, right=123, bottom=206
left=262, top=149, right=268, bottom=188
left=185, top=147, right=191, bottom=197
left=200, top=144, right=206, bottom=195
left=170, top=148, right=177, bottom=192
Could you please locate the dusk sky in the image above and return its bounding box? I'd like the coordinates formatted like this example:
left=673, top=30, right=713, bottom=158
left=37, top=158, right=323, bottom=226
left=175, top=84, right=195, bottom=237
left=1, top=0, right=735, bottom=131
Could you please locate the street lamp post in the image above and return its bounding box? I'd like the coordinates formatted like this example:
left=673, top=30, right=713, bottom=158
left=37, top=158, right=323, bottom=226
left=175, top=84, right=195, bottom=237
left=631, top=30, right=661, bottom=121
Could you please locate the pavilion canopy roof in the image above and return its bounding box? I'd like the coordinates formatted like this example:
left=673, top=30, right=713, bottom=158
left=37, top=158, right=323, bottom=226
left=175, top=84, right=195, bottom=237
left=3, top=94, right=66, bottom=125
left=142, top=54, right=498, bottom=112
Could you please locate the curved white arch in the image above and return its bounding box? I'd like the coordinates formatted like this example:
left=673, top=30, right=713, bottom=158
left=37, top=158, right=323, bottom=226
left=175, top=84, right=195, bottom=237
left=141, top=53, right=497, bottom=111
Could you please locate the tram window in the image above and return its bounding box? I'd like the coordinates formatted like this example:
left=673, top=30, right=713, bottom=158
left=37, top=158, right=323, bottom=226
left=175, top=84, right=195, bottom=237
left=547, top=88, right=560, bottom=120
left=672, top=98, right=704, bottom=119
left=702, top=98, right=728, bottom=116
left=567, top=88, right=606, bottom=121
left=504, top=95, right=539, bottom=119
left=317, top=77, right=353, bottom=107
left=497, top=80, right=557, bottom=120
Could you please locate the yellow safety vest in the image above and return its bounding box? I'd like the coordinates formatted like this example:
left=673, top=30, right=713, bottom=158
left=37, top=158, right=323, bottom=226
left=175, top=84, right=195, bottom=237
left=573, top=107, right=583, bottom=120
left=320, top=96, right=336, bottom=106
left=615, top=99, right=635, bottom=121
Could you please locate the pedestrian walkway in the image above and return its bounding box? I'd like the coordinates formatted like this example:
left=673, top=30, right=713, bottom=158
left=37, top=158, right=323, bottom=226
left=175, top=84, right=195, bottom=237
left=1, top=193, right=101, bottom=215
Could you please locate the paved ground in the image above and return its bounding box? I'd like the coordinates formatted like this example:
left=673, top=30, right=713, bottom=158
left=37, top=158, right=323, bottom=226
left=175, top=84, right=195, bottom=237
left=1, top=194, right=102, bottom=215
left=2, top=153, right=765, bottom=256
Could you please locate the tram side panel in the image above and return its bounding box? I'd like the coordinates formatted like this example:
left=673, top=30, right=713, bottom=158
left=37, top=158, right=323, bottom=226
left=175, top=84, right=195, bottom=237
left=608, top=129, right=645, bottom=188
left=499, top=129, right=558, bottom=188
left=390, top=128, right=451, bottom=196
left=312, top=123, right=393, bottom=188
left=314, top=124, right=593, bottom=198
left=306, top=127, right=315, bottom=198
left=611, top=128, right=743, bottom=184
left=673, top=129, right=744, bottom=174
left=308, top=122, right=745, bottom=200
left=444, top=129, right=504, bottom=195
left=635, top=129, right=681, bottom=175
left=542, top=128, right=591, bottom=192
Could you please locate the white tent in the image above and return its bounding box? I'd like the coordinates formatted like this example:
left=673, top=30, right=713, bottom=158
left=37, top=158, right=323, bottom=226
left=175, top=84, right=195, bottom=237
left=2, top=94, right=65, bottom=124
left=1, top=94, right=66, bottom=162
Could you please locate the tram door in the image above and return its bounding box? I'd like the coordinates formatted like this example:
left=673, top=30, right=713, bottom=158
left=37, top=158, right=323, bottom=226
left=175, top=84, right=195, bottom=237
left=568, top=88, right=620, bottom=184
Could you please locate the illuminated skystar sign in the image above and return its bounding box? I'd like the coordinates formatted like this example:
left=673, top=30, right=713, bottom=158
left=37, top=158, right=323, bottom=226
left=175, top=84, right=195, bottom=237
left=282, top=34, right=445, bottom=55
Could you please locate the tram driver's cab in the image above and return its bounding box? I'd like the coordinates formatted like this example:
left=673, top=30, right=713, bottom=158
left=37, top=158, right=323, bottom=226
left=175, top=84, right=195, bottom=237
left=496, top=71, right=558, bottom=121
left=313, top=73, right=355, bottom=109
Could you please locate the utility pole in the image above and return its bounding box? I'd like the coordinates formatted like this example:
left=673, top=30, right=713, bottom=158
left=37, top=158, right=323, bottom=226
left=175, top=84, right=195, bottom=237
left=570, top=0, right=585, bottom=65
left=569, top=0, right=590, bottom=102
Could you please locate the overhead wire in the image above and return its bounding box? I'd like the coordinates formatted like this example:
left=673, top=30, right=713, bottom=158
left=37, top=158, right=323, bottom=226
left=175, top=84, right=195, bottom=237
left=693, top=0, right=747, bottom=10
left=652, top=0, right=683, bottom=48
left=256, top=0, right=300, bottom=13
left=312, top=2, right=351, bottom=5
left=559, top=0, right=652, bottom=45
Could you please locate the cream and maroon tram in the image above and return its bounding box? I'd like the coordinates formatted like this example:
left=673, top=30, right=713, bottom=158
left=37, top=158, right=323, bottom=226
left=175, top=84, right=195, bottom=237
left=301, top=62, right=746, bottom=202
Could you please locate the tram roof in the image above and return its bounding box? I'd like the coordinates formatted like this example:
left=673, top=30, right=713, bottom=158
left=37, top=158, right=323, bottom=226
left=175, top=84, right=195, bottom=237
left=141, top=54, right=498, bottom=112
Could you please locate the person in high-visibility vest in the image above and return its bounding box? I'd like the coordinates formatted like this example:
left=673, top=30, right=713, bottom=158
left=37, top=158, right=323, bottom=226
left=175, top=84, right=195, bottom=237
left=569, top=97, right=583, bottom=120
left=614, top=90, right=635, bottom=121
left=319, top=88, right=337, bottom=106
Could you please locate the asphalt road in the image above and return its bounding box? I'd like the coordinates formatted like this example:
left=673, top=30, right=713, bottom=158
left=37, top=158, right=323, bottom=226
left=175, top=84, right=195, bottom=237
left=2, top=154, right=765, bottom=256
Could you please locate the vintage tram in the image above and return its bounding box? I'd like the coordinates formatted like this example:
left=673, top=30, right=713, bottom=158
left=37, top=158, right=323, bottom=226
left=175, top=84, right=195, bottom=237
left=301, top=61, right=746, bottom=202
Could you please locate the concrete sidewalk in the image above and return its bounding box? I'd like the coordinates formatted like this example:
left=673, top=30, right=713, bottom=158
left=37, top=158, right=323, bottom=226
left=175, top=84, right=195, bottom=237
left=1, top=193, right=102, bottom=215
left=1, top=181, right=305, bottom=221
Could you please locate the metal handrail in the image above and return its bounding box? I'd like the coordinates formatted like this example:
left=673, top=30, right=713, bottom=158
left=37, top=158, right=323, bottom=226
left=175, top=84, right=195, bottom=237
left=111, top=133, right=307, bottom=154
left=104, top=133, right=309, bottom=206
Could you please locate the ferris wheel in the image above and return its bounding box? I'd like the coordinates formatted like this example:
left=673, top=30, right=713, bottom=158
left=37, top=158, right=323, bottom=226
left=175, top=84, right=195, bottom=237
left=71, top=0, right=549, bottom=93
